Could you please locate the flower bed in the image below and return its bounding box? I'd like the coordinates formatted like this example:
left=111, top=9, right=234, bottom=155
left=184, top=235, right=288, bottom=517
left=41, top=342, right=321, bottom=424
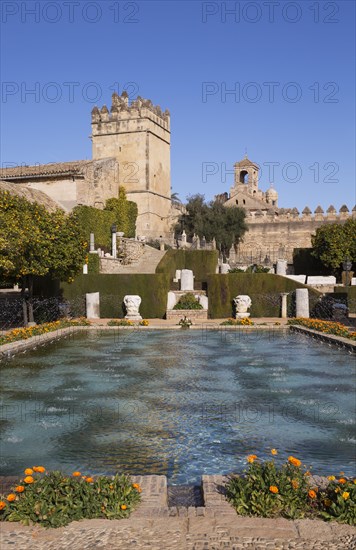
left=226, top=452, right=355, bottom=525
left=0, top=467, right=141, bottom=528
left=221, top=318, right=254, bottom=326
left=0, top=318, right=90, bottom=346
left=288, top=318, right=356, bottom=340
left=107, top=319, right=149, bottom=326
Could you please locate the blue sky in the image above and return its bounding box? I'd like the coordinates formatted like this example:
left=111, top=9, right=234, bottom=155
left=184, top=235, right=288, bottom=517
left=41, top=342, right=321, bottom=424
left=1, top=0, right=355, bottom=210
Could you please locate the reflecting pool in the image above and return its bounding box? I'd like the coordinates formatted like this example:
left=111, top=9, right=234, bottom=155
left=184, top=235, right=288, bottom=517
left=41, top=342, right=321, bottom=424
left=0, top=329, right=355, bottom=484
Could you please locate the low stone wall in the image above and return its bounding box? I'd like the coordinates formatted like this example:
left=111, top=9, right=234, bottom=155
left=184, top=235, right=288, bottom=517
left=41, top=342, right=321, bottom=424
left=166, top=309, right=208, bottom=321
left=290, top=325, right=356, bottom=352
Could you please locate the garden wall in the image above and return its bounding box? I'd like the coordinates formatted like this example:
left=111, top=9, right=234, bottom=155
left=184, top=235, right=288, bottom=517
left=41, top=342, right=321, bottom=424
left=156, top=250, right=218, bottom=282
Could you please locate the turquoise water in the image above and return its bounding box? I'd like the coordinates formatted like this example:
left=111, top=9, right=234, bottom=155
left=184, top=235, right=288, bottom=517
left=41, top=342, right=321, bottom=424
left=0, top=329, right=355, bottom=484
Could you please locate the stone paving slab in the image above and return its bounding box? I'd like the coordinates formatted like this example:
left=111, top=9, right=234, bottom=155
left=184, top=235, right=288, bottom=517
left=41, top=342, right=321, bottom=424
left=0, top=475, right=355, bottom=549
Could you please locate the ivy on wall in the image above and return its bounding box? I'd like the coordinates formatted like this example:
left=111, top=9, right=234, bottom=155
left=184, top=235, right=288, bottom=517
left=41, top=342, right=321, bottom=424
left=73, top=187, right=138, bottom=250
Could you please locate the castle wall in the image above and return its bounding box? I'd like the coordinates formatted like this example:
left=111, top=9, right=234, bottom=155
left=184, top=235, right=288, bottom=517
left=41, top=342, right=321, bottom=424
left=22, top=178, right=78, bottom=211
left=234, top=214, right=353, bottom=265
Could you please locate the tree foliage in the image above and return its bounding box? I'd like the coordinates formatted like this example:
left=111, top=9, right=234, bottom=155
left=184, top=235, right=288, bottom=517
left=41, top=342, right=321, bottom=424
left=176, top=194, right=247, bottom=256
left=0, top=190, right=86, bottom=324
left=311, top=219, right=356, bottom=270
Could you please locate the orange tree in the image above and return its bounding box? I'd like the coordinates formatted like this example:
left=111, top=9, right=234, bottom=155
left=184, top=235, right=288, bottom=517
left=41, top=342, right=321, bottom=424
left=311, top=218, right=356, bottom=272
left=0, top=191, right=86, bottom=325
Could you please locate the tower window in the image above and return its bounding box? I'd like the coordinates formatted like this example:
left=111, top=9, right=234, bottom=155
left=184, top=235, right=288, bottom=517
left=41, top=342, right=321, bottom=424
left=240, top=170, right=248, bottom=184
left=243, top=199, right=246, bottom=205
left=236, top=200, right=238, bottom=205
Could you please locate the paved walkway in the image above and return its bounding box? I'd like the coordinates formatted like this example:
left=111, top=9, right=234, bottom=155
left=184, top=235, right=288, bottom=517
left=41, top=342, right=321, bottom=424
left=0, top=475, right=355, bottom=549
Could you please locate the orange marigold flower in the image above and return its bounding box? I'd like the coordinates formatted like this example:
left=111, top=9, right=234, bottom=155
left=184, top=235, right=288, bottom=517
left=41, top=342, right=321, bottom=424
left=24, top=476, right=34, bottom=484
left=291, top=480, right=299, bottom=490
left=85, top=477, right=94, bottom=483
left=342, top=492, right=350, bottom=500
left=24, top=468, right=33, bottom=475
left=72, top=471, right=81, bottom=477
left=36, top=466, right=45, bottom=473
left=269, top=485, right=279, bottom=494
left=7, top=494, right=16, bottom=502
left=132, top=483, right=141, bottom=490
left=338, top=478, right=347, bottom=484
left=304, top=471, right=311, bottom=476
left=15, top=486, right=25, bottom=493
left=121, top=504, right=127, bottom=510
left=308, top=490, right=317, bottom=499
left=0, top=501, right=6, bottom=510
left=247, top=454, right=257, bottom=463
left=271, top=449, right=278, bottom=455
left=288, top=456, right=301, bottom=467
left=327, top=476, right=336, bottom=481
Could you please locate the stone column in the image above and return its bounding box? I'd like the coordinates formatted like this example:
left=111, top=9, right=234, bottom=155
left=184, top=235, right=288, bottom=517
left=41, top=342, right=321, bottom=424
left=112, top=232, right=117, bottom=259
left=296, top=288, right=309, bottom=318
left=86, top=292, right=100, bottom=319
left=89, top=233, right=95, bottom=252
left=280, top=292, right=289, bottom=318
left=276, top=259, right=287, bottom=276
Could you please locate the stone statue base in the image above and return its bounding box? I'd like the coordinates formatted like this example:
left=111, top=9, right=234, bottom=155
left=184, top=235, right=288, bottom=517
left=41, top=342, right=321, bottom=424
left=125, top=314, right=142, bottom=321
left=236, top=312, right=250, bottom=319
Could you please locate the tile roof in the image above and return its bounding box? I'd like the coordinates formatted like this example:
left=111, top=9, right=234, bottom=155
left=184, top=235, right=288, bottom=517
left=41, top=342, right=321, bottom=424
left=0, top=160, right=89, bottom=180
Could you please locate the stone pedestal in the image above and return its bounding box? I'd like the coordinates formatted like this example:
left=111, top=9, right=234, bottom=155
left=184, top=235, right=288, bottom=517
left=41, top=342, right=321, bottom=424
left=89, top=233, right=95, bottom=252
left=167, top=291, right=177, bottom=310
left=220, top=263, right=230, bottom=274
left=180, top=269, right=194, bottom=291
left=124, top=295, right=142, bottom=321
left=234, top=295, right=252, bottom=319
left=280, top=292, right=289, bottom=318
left=112, top=232, right=117, bottom=259
left=296, top=288, right=309, bottom=318
left=276, top=259, right=287, bottom=276
left=83, top=264, right=88, bottom=275
left=86, top=292, right=100, bottom=319
left=199, top=295, right=209, bottom=309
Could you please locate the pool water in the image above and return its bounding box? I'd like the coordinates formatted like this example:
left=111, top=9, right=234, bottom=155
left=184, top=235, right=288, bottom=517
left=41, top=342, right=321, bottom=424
left=0, top=329, right=355, bottom=484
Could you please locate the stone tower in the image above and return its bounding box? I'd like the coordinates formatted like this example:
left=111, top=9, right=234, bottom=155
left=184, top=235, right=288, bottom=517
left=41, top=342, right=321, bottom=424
left=222, top=155, right=278, bottom=209
left=91, top=92, right=172, bottom=239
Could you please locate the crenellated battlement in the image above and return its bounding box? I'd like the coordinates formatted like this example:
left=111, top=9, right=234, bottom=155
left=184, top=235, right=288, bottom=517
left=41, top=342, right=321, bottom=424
left=246, top=204, right=356, bottom=223
left=91, top=92, right=170, bottom=134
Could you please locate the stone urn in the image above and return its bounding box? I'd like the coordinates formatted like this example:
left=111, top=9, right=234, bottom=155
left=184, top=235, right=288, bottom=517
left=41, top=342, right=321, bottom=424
left=234, top=295, right=252, bottom=319
left=123, top=295, right=142, bottom=321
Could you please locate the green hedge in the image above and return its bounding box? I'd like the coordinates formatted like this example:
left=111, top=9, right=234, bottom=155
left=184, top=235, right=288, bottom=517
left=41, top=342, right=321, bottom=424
left=332, top=286, right=356, bottom=314
left=60, top=274, right=169, bottom=318
left=206, top=274, right=320, bottom=318
left=87, top=253, right=100, bottom=274
left=156, top=250, right=218, bottom=282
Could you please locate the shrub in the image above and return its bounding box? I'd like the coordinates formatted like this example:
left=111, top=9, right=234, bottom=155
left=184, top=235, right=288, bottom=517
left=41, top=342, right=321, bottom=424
left=173, top=293, right=203, bottom=310
left=107, top=319, right=134, bottom=326
left=0, top=318, right=90, bottom=346
left=226, top=454, right=355, bottom=525
left=0, top=468, right=141, bottom=528
left=288, top=318, right=355, bottom=340
left=221, top=318, right=254, bottom=326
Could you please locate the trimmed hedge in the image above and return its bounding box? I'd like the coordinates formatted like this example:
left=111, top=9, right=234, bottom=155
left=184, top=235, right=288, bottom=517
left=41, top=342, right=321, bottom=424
left=60, top=274, right=169, bottom=318
left=332, top=286, right=356, bottom=314
left=156, top=250, right=218, bottom=282
left=87, top=253, right=100, bottom=274
left=206, top=274, right=320, bottom=318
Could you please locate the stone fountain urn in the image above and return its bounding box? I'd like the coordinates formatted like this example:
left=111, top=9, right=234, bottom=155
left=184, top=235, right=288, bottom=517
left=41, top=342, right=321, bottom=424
left=234, top=295, right=252, bottom=319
